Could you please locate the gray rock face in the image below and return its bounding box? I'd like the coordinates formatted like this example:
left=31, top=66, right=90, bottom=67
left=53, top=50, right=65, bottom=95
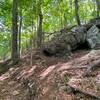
left=43, top=19, right=100, bottom=57
left=43, top=28, right=86, bottom=56
left=86, top=25, right=100, bottom=49
left=89, top=17, right=100, bottom=24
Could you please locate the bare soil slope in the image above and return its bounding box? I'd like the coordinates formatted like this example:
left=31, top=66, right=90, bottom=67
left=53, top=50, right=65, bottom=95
left=0, top=48, right=100, bottom=100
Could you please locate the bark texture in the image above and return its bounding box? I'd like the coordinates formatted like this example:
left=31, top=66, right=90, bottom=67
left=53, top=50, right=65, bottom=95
left=96, top=0, right=100, bottom=17
left=37, top=0, right=43, bottom=47
left=18, top=12, right=22, bottom=58
left=12, top=0, right=19, bottom=63
left=74, top=0, right=81, bottom=25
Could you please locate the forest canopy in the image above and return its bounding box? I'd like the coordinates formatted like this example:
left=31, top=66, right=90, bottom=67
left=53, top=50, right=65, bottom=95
left=0, top=0, right=100, bottom=61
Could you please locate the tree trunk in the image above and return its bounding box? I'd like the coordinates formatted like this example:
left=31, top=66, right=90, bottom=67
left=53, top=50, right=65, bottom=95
left=18, top=11, right=22, bottom=58
left=96, top=0, right=100, bottom=17
left=30, top=20, right=34, bottom=66
left=74, top=0, right=81, bottom=26
left=12, top=0, right=19, bottom=64
left=37, top=0, right=43, bottom=47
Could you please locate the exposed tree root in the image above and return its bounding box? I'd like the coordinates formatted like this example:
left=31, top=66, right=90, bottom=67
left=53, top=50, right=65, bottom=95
left=83, top=59, right=100, bottom=77
left=67, top=83, right=100, bottom=99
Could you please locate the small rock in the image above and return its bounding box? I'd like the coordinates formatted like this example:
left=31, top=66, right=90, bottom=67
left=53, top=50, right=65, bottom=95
left=1, top=89, right=6, bottom=93
left=8, top=81, right=15, bottom=85
left=12, top=90, right=19, bottom=95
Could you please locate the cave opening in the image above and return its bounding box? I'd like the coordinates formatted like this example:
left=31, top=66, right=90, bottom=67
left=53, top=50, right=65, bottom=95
left=43, top=41, right=90, bottom=57
left=75, top=41, right=90, bottom=50
left=43, top=49, right=54, bottom=57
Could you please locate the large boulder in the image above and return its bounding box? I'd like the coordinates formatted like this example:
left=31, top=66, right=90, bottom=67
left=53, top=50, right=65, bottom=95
left=43, top=18, right=100, bottom=57
left=43, top=27, right=87, bottom=56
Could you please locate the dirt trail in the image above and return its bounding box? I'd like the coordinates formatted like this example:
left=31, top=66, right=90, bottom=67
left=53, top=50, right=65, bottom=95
left=0, top=49, right=100, bottom=100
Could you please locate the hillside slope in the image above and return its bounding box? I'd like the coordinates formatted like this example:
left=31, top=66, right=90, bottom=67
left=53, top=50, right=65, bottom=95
left=0, top=49, right=100, bottom=100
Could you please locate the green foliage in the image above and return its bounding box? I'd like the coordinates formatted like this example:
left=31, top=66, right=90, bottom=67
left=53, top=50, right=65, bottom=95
left=0, top=0, right=99, bottom=59
left=0, top=32, right=11, bottom=59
